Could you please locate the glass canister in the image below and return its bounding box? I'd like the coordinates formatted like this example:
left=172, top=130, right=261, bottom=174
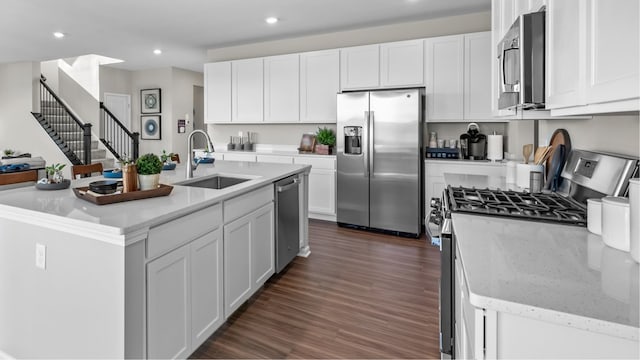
left=429, top=132, right=438, bottom=148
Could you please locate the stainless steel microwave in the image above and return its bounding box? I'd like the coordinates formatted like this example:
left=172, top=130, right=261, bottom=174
left=497, top=11, right=545, bottom=110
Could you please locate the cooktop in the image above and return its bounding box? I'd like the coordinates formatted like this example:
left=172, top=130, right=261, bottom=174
left=446, top=186, right=587, bottom=226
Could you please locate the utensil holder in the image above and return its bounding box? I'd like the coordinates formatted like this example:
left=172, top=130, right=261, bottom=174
left=516, top=163, right=544, bottom=190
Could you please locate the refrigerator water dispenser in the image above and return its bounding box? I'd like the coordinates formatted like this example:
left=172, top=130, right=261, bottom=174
left=344, top=126, right=362, bottom=155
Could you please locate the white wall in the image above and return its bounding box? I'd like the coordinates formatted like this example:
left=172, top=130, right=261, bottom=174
left=171, top=68, right=204, bottom=159
left=0, top=62, right=71, bottom=178
left=99, top=66, right=132, bottom=101
left=58, top=69, right=100, bottom=126
left=539, top=114, right=640, bottom=157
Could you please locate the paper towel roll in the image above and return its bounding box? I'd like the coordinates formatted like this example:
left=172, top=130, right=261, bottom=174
left=487, top=134, right=503, bottom=161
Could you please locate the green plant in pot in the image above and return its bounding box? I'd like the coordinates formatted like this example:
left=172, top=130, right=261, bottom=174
left=315, top=127, right=336, bottom=155
left=136, top=153, right=163, bottom=190
left=45, top=163, right=65, bottom=184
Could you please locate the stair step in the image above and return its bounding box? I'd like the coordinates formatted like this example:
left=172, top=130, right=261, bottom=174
left=66, top=140, right=99, bottom=150
left=75, top=149, right=107, bottom=159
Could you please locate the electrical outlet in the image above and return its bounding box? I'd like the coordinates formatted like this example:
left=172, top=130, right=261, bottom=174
left=36, top=243, right=46, bottom=270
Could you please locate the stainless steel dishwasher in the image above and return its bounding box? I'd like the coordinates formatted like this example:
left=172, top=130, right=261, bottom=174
left=274, top=175, right=300, bottom=273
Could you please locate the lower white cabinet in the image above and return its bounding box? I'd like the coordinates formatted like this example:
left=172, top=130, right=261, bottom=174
left=223, top=202, right=274, bottom=318
left=147, top=227, right=223, bottom=359
left=294, top=156, right=336, bottom=220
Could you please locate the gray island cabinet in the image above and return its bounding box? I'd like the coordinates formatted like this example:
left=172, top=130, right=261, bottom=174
left=0, top=161, right=310, bottom=359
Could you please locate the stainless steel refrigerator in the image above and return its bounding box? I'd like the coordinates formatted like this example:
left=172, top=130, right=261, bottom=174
left=337, top=88, right=424, bottom=237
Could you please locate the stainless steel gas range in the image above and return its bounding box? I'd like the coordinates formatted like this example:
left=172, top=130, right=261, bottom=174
left=427, top=149, right=639, bottom=358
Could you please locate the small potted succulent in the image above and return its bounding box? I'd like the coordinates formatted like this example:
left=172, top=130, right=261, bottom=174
left=315, top=127, right=336, bottom=155
left=136, top=153, right=163, bottom=190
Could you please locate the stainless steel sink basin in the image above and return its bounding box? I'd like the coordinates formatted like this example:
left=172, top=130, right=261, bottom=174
left=180, top=176, right=250, bottom=189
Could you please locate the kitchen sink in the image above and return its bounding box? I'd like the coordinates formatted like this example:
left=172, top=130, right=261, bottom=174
left=180, top=176, right=250, bottom=189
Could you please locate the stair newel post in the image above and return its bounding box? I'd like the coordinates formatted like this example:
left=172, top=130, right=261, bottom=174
left=83, top=123, right=92, bottom=165
left=132, top=132, right=140, bottom=160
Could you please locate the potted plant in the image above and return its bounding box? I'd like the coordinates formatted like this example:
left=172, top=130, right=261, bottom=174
left=135, top=153, right=163, bottom=190
left=160, top=150, right=176, bottom=170
left=315, top=127, right=336, bottom=155
left=45, top=163, right=65, bottom=184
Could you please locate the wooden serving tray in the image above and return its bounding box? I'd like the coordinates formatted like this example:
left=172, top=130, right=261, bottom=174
left=73, top=184, right=173, bottom=205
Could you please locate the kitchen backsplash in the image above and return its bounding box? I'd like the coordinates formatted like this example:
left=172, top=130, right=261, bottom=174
left=425, top=122, right=508, bottom=150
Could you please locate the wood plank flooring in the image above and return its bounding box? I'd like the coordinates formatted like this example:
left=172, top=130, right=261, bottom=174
left=191, top=220, right=441, bottom=359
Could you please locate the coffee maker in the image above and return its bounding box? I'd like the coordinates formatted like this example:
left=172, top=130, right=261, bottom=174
left=459, top=123, right=487, bottom=160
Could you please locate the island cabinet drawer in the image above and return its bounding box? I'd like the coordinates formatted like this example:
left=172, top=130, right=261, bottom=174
left=147, top=204, right=222, bottom=259
left=294, top=156, right=335, bottom=170
left=224, top=185, right=274, bottom=224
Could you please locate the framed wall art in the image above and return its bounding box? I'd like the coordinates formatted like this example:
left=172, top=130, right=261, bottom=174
left=140, top=88, right=161, bottom=114
left=141, top=115, right=161, bottom=140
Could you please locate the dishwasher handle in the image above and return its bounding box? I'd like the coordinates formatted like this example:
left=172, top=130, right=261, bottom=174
left=277, top=178, right=299, bottom=193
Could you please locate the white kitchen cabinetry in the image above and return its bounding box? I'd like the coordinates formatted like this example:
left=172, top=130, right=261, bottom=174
left=204, top=62, right=232, bottom=123
left=464, top=32, right=493, bottom=120
left=300, top=50, right=340, bottom=123
left=147, top=224, right=223, bottom=359
left=232, top=58, right=264, bottom=123
left=426, top=32, right=497, bottom=122
left=264, top=54, right=300, bottom=123
left=425, top=35, right=464, bottom=121
left=256, top=154, right=294, bottom=164
left=547, top=0, right=639, bottom=115
left=294, top=156, right=336, bottom=221
left=340, top=44, right=380, bottom=90
left=547, top=0, right=586, bottom=110
left=425, top=161, right=505, bottom=207
left=380, top=39, right=424, bottom=87
left=223, top=186, right=274, bottom=318
left=224, top=152, right=257, bottom=162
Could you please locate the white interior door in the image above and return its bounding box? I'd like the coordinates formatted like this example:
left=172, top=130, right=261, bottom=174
left=104, top=93, right=131, bottom=130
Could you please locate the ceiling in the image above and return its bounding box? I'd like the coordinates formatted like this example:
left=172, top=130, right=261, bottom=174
left=1, top=0, right=490, bottom=73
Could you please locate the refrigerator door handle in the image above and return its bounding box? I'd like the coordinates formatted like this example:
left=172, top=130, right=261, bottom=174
left=369, top=111, right=375, bottom=177
left=363, top=111, right=369, bottom=177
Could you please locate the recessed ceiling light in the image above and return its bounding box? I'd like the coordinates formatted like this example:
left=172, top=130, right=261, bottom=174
left=53, top=32, right=65, bottom=38
left=153, top=49, right=162, bottom=55
left=265, top=17, right=279, bottom=24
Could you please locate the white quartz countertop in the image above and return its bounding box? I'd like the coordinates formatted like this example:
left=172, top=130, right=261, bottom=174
left=445, top=173, right=639, bottom=340
left=425, top=158, right=506, bottom=166
left=0, top=161, right=310, bottom=241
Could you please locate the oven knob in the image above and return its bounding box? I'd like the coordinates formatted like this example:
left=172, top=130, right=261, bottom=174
left=430, top=197, right=442, bottom=209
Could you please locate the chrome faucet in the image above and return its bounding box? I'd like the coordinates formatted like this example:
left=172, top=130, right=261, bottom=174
left=186, top=129, right=215, bottom=179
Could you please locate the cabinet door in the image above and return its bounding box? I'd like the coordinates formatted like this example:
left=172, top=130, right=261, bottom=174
left=251, top=203, right=274, bottom=289
left=190, top=228, right=223, bottom=350
left=547, top=0, right=587, bottom=109
left=425, top=35, right=464, bottom=121
left=380, top=40, right=424, bottom=87
left=232, top=58, right=263, bottom=123
left=464, top=32, right=493, bottom=120
left=147, top=246, right=191, bottom=360
left=204, top=62, right=232, bottom=123
left=586, top=0, right=640, bottom=105
left=500, top=0, right=516, bottom=36
left=223, top=214, right=253, bottom=318
left=300, top=49, right=340, bottom=123
left=340, top=44, right=380, bottom=90
left=264, top=54, right=300, bottom=123
left=308, top=168, right=336, bottom=215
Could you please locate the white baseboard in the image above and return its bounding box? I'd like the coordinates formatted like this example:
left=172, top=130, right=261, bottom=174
left=309, top=212, right=336, bottom=222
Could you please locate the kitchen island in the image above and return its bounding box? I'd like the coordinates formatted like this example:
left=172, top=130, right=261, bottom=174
left=0, top=160, right=311, bottom=359
left=444, top=173, right=639, bottom=359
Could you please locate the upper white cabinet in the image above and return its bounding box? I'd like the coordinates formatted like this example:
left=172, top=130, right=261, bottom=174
left=340, top=44, right=380, bottom=90
left=264, top=54, right=300, bottom=123
left=300, top=49, right=340, bottom=123
left=426, top=32, right=497, bottom=122
left=380, top=39, right=424, bottom=87
left=341, top=40, right=425, bottom=91
left=547, top=0, right=639, bottom=115
left=204, top=62, right=231, bottom=124
left=232, top=58, right=264, bottom=123
left=464, top=32, right=493, bottom=120
left=425, top=35, right=464, bottom=120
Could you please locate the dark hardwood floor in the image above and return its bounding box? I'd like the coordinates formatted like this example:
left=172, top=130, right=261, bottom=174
left=191, top=219, right=441, bottom=359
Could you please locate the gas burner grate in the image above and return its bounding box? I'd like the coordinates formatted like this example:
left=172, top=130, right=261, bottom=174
left=447, top=186, right=587, bottom=226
